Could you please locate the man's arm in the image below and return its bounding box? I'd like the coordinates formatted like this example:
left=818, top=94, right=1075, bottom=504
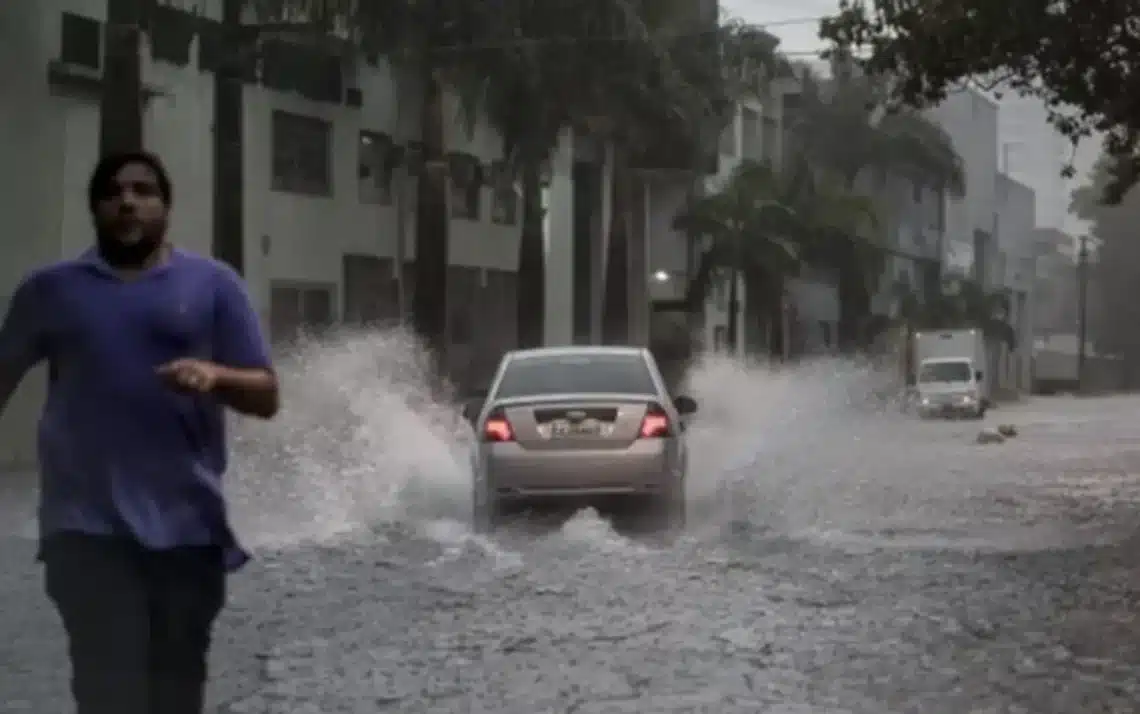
left=211, top=266, right=279, bottom=419
left=0, top=276, right=46, bottom=415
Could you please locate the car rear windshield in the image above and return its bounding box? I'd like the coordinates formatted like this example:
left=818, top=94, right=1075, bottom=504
left=494, top=353, right=658, bottom=398
left=919, top=361, right=971, bottom=383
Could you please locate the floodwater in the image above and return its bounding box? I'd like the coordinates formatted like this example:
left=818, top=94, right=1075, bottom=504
left=3, top=330, right=1139, bottom=713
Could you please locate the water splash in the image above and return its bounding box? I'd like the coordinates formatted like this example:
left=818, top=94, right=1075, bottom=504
left=681, top=353, right=905, bottom=534
left=227, top=327, right=472, bottom=549
left=226, top=332, right=902, bottom=551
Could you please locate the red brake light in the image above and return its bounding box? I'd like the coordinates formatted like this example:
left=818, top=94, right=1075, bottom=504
left=639, top=406, right=671, bottom=438
left=483, top=412, right=514, bottom=442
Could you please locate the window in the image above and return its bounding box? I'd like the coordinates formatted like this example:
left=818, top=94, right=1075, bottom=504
left=741, top=108, right=761, bottom=161
left=494, top=353, right=658, bottom=398
left=449, top=156, right=483, bottom=220
left=930, top=188, right=944, bottom=230
left=60, top=12, right=101, bottom=69
left=761, top=113, right=779, bottom=162
left=149, top=5, right=195, bottom=66
left=489, top=161, right=517, bottom=225
left=713, top=325, right=727, bottom=351
left=262, top=40, right=343, bottom=104
left=718, top=118, right=737, bottom=156
left=713, top=275, right=727, bottom=309
left=271, top=111, right=332, bottom=196
left=358, top=131, right=394, bottom=204
left=918, top=361, right=971, bottom=383
left=269, top=282, right=334, bottom=344
left=342, top=254, right=400, bottom=325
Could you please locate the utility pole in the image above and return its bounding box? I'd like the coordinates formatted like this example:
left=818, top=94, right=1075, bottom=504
left=1076, top=234, right=1089, bottom=391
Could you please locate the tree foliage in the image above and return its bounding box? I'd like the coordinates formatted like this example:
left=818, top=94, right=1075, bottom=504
left=1070, top=155, right=1140, bottom=382
left=675, top=158, right=882, bottom=354
left=783, top=57, right=963, bottom=348
left=788, top=57, right=963, bottom=195
left=896, top=274, right=1015, bottom=347
left=819, top=0, right=1140, bottom=203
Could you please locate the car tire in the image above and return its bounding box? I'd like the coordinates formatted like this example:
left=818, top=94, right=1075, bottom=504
left=646, top=485, right=687, bottom=536
left=472, top=490, right=503, bottom=534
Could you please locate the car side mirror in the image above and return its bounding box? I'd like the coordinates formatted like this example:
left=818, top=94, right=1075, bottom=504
left=673, top=395, right=698, bottom=415
left=975, top=371, right=983, bottom=381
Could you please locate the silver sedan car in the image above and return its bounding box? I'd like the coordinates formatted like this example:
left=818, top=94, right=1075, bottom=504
left=463, top=346, right=698, bottom=532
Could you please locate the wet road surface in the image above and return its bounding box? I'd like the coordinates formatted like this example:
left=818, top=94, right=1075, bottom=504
left=3, top=395, right=1140, bottom=713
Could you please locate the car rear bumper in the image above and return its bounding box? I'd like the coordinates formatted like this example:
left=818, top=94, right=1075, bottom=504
left=482, top=439, right=678, bottom=500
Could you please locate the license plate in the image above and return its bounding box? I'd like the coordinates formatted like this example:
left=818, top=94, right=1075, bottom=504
left=543, top=419, right=611, bottom=438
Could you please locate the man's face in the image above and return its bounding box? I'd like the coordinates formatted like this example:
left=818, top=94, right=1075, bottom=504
left=93, top=161, right=168, bottom=265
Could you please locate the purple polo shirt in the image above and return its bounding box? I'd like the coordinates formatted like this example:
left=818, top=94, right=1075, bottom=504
left=0, top=248, right=271, bottom=570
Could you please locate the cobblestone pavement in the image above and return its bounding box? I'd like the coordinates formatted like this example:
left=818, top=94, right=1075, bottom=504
left=4, top=395, right=1140, bottom=713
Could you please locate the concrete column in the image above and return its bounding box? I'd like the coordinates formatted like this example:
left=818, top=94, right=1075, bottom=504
left=543, top=130, right=575, bottom=345
left=589, top=140, right=614, bottom=343
left=627, top=178, right=650, bottom=345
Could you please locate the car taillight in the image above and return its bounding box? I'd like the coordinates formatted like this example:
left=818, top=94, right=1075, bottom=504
left=482, top=410, right=514, bottom=442
left=639, top=405, right=671, bottom=438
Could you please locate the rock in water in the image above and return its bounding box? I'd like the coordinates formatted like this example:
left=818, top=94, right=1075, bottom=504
left=976, top=429, right=1005, bottom=445
left=997, top=424, right=1018, bottom=438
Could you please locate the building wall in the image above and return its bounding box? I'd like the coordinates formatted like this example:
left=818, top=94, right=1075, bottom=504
left=928, top=90, right=999, bottom=280
left=995, top=173, right=1037, bottom=390
left=866, top=169, right=947, bottom=317
left=1033, top=228, right=1080, bottom=338
left=998, top=95, right=1081, bottom=232
left=0, top=0, right=533, bottom=467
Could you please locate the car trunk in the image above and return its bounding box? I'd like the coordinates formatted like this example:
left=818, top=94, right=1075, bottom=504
left=498, top=397, right=657, bottom=450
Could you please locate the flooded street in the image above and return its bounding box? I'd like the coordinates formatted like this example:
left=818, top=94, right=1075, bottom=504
left=3, top=339, right=1139, bottom=713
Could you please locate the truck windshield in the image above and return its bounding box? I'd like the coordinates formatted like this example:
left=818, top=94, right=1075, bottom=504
left=919, top=361, right=972, bottom=383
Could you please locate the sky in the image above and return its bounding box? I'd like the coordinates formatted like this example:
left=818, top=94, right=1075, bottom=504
left=719, top=0, right=835, bottom=57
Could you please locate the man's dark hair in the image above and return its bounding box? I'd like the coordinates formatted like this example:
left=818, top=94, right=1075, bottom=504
left=87, top=151, right=173, bottom=213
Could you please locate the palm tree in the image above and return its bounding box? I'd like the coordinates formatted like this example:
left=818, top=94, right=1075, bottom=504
left=213, top=0, right=246, bottom=274
left=474, top=0, right=649, bottom=348
left=787, top=57, right=964, bottom=350
left=596, top=9, right=788, bottom=345
left=673, top=160, right=806, bottom=356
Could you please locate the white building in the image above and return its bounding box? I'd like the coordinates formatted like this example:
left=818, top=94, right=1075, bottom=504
left=1, top=0, right=736, bottom=468
left=0, top=1, right=648, bottom=466
left=998, top=95, right=1072, bottom=231
left=995, top=173, right=1037, bottom=391
left=926, top=89, right=1040, bottom=394
left=927, top=89, right=1000, bottom=285
left=866, top=157, right=948, bottom=320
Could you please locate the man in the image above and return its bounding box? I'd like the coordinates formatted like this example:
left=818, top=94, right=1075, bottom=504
left=0, top=151, right=279, bottom=714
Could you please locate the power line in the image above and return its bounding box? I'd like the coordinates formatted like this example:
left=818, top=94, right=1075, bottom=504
left=753, top=16, right=826, bottom=28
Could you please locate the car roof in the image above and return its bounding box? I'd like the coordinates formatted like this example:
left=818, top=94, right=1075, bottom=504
left=504, top=345, right=649, bottom=361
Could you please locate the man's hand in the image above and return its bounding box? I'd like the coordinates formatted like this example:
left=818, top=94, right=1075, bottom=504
left=156, top=358, right=222, bottom=394
left=157, top=358, right=279, bottom=418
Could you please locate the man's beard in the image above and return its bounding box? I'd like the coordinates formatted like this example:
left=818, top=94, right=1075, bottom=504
left=95, top=228, right=164, bottom=268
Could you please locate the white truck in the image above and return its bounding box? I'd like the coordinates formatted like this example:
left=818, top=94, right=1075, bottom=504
left=912, top=328, right=990, bottom=419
